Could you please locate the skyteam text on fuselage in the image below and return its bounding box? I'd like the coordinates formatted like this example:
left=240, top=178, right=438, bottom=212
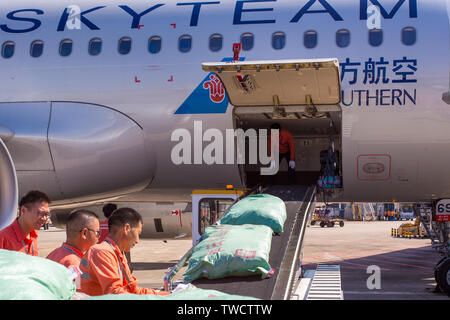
left=0, top=1, right=418, bottom=33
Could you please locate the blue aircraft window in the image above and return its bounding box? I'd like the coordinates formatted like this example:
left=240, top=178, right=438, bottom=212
left=89, top=38, right=102, bottom=56
left=336, top=29, right=350, bottom=48
left=209, top=34, right=223, bottom=52
left=118, top=37, right=132, bottom=55
left=402, top=27, right=416, bottom=46
left=304, top=30, right=317, bottom=49
left=240, top=33, right=254, bottom=51
left=148, top=36, right=162, bottom=54
left=30, top=40, right=44, bottom=58
left=59, top=39, right=73, bottom=57
left=272, top=32, right=286, bottom=50
left=2, top=41, right=15, bottom=59
left=179, top=35, right=192, bottom=53
left=369, top=29, right=383, bottom=47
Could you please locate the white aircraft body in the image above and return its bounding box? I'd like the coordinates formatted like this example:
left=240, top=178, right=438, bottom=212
left=0, top=0, right=450, bottom=237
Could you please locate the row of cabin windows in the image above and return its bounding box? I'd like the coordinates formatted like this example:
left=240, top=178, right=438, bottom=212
left=1, top=27, right=416, bottom=59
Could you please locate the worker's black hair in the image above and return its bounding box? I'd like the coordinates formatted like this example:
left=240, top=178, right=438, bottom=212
left=66, top=209, right=99, bottom=234
left=270, top=123, right=281, bottom=130
left=102, top=203, right=117, bottom=219
left=108, top=207, right=143, bottom=230
left=19, top=190, right=51, bottom=208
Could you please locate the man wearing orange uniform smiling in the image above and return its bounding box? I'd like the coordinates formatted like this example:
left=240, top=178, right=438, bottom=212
left=0, top=190, right=51, bottom=256
left=79, top=207, right=170, bottom=296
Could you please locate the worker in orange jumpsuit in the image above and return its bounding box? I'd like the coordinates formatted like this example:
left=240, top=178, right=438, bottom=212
left=79, top=207, right=170, bottom=296
left=47, top=209, right=100, bottom=268
left=0, top=190, right=51, bottom=256
left=268, top=123, right=296, bottom=184
left=97, top=203, right=133, bottom=273
left=98, top=203, right=117, bottom=244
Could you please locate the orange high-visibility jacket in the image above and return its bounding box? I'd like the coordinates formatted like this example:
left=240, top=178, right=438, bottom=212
left=98, top=219, right=109, bottom=244
left=0, top=219, right=39, bottom=256
left=268, top=129, right=295, bottom=160
left=47, top=242, right=83, bottom=268
left=79, top=237, right=169, bottom=296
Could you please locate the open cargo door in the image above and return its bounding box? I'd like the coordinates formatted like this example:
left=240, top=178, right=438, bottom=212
left=203, top=58, right=343, bottom=188
left=202, top=58, right=341, bottom=119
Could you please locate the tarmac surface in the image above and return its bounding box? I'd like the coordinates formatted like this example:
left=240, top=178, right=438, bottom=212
left=302, top=220, right=449, bottom=300
left=37, top=220, right=449, bottom=300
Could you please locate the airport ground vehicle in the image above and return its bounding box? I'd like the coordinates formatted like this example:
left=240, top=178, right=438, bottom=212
left=391, top=216, right=424, bottom=238
left=399, top=204, right=415, bottom=220
left=311, top=206, right=344, bottom=228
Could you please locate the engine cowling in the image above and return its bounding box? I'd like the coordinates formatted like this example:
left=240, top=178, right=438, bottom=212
left=0, top=138, right=18, bottom=230
left=0, top=102, right=156, bottom=206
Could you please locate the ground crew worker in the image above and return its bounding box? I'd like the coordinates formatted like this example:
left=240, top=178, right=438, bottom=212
left=98, top=203, right=117, bottom=244
left=79, top=207, right=170, bottom=296
left=268, top=123, right=296, bottom=184
left=97, top=203, right=133, bottom=273
left=47, top=209, right=100, bottom=268
left=0, top=190, right=51, bottom=256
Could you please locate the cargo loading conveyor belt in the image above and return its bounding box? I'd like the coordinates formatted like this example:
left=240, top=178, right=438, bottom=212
left=163, top=185, right=316, bottom=300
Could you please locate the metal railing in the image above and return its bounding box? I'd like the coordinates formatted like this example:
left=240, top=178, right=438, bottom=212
left=271, top=185, right=316, bottom=300
left=163, top=245, right=196, bottom=291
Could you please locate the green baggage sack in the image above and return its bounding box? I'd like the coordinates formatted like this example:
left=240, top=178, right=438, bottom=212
left=219, top=194, right=287, bottom=233
left=167, top=284, right=259, bottom=300
left=183, top=224, right=273, bottom=282
left=87, top=284, right=259, bottom=300
left=0, top=249, right=76, bottom=300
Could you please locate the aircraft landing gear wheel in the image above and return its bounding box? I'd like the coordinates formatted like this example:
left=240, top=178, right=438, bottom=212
left=320, top=221, right=325, bottom=228
left=435, top=257, right=450, bottom=296
left=339, top=221, right=344, bottom=227
left=327, top=222, right=334, bottom=228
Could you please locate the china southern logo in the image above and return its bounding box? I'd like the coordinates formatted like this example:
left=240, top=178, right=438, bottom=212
left=174, top=57, right=244, bottom=114
left=203, top=74, right=225, bottom=103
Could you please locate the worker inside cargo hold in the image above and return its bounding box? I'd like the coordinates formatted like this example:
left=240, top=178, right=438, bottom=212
left=268, top=122, right=296, bottom=185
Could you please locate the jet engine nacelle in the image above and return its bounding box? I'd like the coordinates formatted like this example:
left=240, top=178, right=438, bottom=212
left=0, top=102, right=156, bottom=208
left=0, top=137, right=18, bottom=230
